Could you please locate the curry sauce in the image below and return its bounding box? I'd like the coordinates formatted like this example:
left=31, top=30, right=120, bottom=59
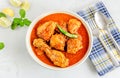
left=30, top=13, right=89, bottom=67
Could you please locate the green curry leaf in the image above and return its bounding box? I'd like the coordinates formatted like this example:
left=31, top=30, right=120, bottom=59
left=0, top=12, right=6, bottom=18
left=19, top=9, right=26, bottom=18
left=23, top=18, right=31, bottom=26
left=0, top=42, right=5, bottom=50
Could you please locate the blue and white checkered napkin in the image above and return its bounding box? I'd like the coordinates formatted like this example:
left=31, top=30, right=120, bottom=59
left=77, top=1, right=120, bottom=76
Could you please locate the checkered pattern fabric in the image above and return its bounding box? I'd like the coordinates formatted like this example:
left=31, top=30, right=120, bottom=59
left=109, top=26, right=120, bottom=45
left=77, top=1, right=120, bottom=76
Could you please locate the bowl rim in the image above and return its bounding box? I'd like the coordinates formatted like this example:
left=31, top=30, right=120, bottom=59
left=26, top=10, right=93, bottom=70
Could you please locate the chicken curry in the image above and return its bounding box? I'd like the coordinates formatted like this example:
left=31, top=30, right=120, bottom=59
left=30, top=13, right=89, bottom=68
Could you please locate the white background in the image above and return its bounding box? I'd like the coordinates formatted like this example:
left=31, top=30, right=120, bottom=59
left=0, top=0, right=120, bottom=78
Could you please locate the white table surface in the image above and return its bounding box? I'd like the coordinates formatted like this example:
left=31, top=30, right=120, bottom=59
left=0, top=0, right=120, bottom=78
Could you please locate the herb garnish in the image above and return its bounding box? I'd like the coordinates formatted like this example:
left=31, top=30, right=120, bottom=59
left=0, top=42, right=4, bottom=50
left=11, top=9, right=31, bottom=30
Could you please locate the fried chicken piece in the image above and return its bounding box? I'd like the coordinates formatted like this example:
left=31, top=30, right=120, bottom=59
left=37, top=21, right=57, bottom=41
left=33, top=38, right=50, bottom=51
left=68, top=19, right=81, bottom=34
left=56, top=20, right=67, bottom=32
left=59, top=20, right=67, bottom=31
left=67, top=35, right=83, bottom=54
left=33, top=38, right=69, bottom=67
left=50, top=34, right=66, bottom=51
left=44, top=48, right=69, bottom=68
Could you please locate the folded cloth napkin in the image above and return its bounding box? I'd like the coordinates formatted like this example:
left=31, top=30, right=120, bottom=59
left=77, top=1, right=120, bottom=76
